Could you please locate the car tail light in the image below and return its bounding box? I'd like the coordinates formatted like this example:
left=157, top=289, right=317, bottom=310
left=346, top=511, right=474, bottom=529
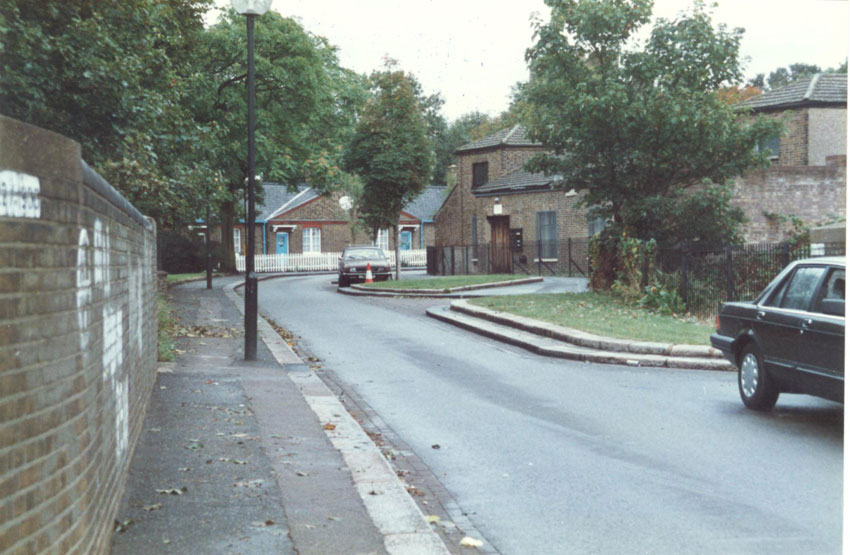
left=715, top=315, right=720, bottom=332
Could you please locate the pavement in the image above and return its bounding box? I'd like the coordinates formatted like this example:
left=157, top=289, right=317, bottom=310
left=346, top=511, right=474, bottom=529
left=112, top=277, right=451, bottom=555
left=112, top=271, right=729, bottom=554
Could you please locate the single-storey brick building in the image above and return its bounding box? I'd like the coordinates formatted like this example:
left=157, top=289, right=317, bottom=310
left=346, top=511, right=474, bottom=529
left=215, top=184, right=446, bottom=255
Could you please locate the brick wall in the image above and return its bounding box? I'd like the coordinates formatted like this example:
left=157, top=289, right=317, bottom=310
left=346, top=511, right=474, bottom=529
left=732, top=156, right=846, bottom=242
left=0, top=115, right=158, bottom=554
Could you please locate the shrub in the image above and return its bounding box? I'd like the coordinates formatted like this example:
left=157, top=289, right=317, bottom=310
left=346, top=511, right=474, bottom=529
left=639, top=283, right=686, bottom=316
left=611, top=237, right=657, bottom=302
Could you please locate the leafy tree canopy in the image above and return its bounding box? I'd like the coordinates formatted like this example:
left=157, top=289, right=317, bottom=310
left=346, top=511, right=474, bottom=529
left=0, top=0, right=214, bottom=227
left=344, top=63, right=434, bottom=235
left=521, top=0, right=782, bottom=247
left=190, top=10, right=369, bottom=269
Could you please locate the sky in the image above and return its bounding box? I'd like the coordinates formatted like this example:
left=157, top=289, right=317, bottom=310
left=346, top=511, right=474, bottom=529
left=209, top=0, right=849, bottom=122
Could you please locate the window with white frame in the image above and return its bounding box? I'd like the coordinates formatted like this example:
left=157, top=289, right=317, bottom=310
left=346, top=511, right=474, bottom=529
left=302, top=227, right=321, bottom=253
left=375, top=229, right=389, bottom=251
left=233, top=228, right=242, bottom=254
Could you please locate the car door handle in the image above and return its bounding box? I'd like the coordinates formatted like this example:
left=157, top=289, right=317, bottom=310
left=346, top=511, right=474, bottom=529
left=756, top=311, right=765, bottom=320
left=800, top=318, right=813, bottom=333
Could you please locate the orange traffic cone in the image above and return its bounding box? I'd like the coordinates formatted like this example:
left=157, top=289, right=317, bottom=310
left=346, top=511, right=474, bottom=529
left=365, top=262, right=374, bottom=284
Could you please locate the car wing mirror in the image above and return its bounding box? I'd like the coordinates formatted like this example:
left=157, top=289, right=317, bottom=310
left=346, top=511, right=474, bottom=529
left=820, top=298, right=845, bottom=317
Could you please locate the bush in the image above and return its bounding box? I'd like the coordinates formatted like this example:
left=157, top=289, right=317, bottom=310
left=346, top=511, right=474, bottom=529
left=639, top=283, right=686, bottom=316
left=611, top=236, right=657, bottom=302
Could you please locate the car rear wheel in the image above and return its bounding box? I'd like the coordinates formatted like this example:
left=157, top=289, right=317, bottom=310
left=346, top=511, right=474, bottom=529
left=338, top=274, right=348, bottom=288
left=738, top=344, right=779, bottom=411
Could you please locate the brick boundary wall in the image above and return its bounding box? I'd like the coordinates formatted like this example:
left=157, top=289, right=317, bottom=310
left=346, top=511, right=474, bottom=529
left=0, top=115, right=158, bottom=554
left=732, top=156, right=846, bottom=242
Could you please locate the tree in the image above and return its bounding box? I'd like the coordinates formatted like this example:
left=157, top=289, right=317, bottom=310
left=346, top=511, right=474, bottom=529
left=191, top=10, right=368, bottom=270
left=521, top=0, right=780, bottom=254
left=0, top=0, right=215, bottom=227
left=336, top=172, right=367, bottom=243
left=344, top=64, right=434, bottom=280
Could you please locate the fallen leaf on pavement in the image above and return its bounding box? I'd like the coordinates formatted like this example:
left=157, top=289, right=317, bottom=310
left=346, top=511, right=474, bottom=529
left=234, top=479, right=264, bottom=488
left=322, top=423, right=336, bottom=431
left=114, top=519, right=134, bottom=533
left=431, top=444, right=441, bottom=450
left=296, top=471, right=308, bottom=477
left=406, top=486, right=425, bottom=497
left=460, top=537, right=484, bottom=548
left=156, top=487, right=188, bottom=495
left=425, top=515, right=440, bottom=524
left=143, top=503, right=163, bottom=512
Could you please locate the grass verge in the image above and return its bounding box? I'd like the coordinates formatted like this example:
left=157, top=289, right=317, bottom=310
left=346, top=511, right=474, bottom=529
left=469, top=292, right=714, bottom=345
left=167, top=272, right=206, bottom=283
left=157, top=294, right=178, bottom=361
left=363, top=274, right=524, bottom=290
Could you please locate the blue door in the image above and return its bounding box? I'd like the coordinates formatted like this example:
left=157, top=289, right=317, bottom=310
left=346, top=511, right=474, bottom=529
left=400, top=231, right=412, bottom=251
left=275, top=232, right=289, bottom=254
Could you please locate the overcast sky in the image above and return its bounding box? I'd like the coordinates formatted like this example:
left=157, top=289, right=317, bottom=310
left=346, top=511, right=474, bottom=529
left=209, top=1, right=849, bottom=121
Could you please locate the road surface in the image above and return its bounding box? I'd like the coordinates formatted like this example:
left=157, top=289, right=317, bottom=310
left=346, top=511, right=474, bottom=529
left=258, top=274, right=843, bottom=554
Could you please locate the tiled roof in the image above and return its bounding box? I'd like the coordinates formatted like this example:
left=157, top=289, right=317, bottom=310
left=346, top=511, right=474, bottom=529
left=257, top=183, right=319, bottom=221
left=455, top=124, right=540, bottom=153
left=472, top=167, right=556, bottom=196
left=404, top=186, right=446, bottom=221
left=738, top=73, right=847, bottom=111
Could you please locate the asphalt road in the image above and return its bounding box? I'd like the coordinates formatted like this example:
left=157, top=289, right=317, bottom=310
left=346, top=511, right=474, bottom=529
left=258, top=274, right=843, bottom=555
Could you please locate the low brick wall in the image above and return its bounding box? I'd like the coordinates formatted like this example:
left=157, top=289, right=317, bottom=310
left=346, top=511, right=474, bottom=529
left=0, top=115, right=158, bottom=553
left=733, top=157, right=846, bottom=242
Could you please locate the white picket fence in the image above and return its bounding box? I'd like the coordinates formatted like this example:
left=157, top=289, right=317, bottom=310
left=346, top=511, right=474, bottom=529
left=236, top=249, right=427, bottom=273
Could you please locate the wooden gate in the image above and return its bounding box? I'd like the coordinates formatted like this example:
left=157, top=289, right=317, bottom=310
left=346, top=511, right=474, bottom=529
left=488, top=215, right=511, bottom=273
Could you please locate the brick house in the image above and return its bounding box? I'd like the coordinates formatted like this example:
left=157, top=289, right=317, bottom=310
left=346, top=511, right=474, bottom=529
left=434, top=125, right=592, bottom=273
left=228, top=183, right=440, bottom=255
left=734, top=73, right=846, bottom=241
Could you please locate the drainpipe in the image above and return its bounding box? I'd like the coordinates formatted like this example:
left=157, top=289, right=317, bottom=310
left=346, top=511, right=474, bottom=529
left=262, top=221, right=267, bottom=254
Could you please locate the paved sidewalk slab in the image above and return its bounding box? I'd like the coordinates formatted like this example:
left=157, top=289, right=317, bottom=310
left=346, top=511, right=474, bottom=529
left=112, top=280, right=388, bottom=554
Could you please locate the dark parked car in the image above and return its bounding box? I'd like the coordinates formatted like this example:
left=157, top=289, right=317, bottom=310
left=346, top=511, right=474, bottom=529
left=711, top=257, right=844, bottom=410
left=338, top=245, right=391, bottom=287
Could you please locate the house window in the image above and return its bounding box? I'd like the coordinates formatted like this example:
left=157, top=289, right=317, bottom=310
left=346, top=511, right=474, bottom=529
left=233, top=228, right=242, bottom=255
left=302, top=227, right=321, bottom=253
left=472, top=162, right=489, bottom=188
left=536, top=211, right=558, bottom=259
left=757, top=135, right=780, bottom=160
left=375, top=229, right=389, bottom=251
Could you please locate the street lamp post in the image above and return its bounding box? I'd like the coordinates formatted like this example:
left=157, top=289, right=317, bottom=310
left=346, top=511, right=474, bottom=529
left=231, top=0, right=272, bottom=360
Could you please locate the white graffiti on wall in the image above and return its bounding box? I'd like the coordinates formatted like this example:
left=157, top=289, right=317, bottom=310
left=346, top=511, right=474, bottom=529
left=76, top=217, right=129, bottom=461
left=0, top=170, right=41, bottom=219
